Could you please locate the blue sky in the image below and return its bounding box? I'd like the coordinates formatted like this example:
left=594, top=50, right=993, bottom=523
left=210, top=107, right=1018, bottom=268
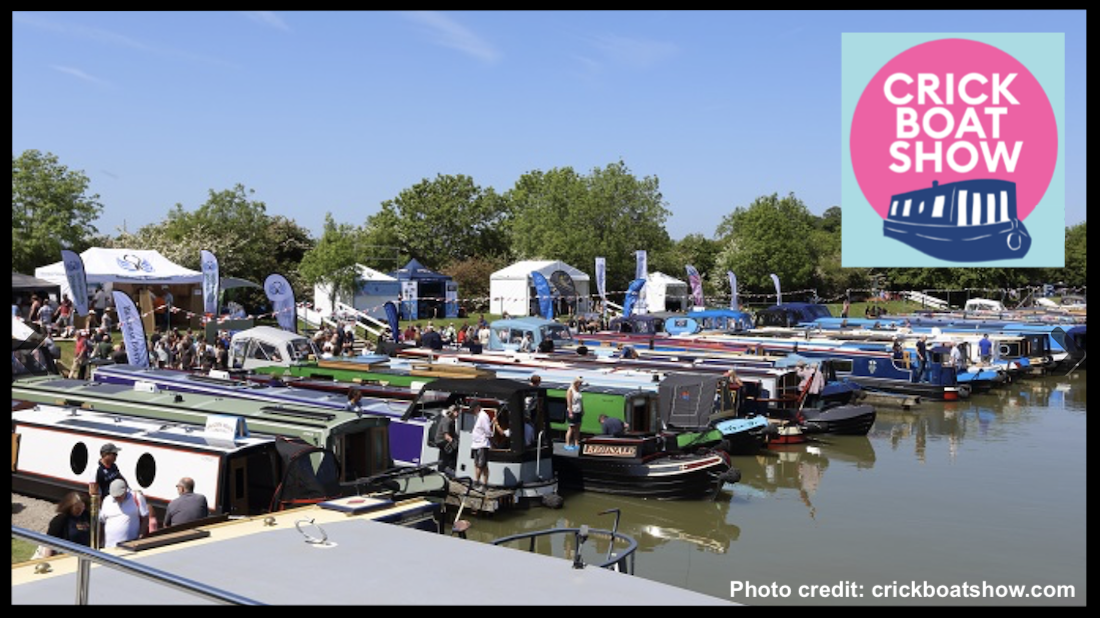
left=12, top=10, right=1087, bottom=242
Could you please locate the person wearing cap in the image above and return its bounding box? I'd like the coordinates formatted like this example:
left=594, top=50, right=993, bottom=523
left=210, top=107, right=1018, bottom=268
left=564, top=377, right=585, bottom=451
left=92, top=443, right=126, bottom=500
left=163, top=477, right=209, bottom=528
left=433, top=405, right=459, bottom=473
left=98, top=478, right=149, bottom=549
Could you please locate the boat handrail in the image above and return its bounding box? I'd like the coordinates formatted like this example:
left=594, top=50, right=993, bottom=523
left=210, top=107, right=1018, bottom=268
left=12, top=526, right=261, bottom=605
left=491, top=526, right=638, bottom=574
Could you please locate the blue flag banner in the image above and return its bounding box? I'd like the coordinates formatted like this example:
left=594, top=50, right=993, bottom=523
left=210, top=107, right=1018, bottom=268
left=200, top=250, right=220, bottom=316
left=770, top=273, right=782, bottom=305
left=595, top=257, right=607, bottom=312
left=264, top=273, right=297, bottom=333
left=728, top=272, right=739, bottom=311
left=112, top=291, right=149, bottom=368
left=383, top=301, right=400, bottom=342
left=685, top=265, right=705, bottom=308
left=61, top=249, right=89, bottom=317
left=635, top=250, right=647, bottom=281
left=622, top=278, right=647, bottom=318
left=530, top=271, right=554, bottom=320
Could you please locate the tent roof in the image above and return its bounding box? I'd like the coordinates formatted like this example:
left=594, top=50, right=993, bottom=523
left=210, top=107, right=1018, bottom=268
left=647, top=271, right=687, bottom=286
left=221, top=277, right=262, bottom=290
left=491, top=260, right=590, bottom=282
left=35, top=248, right=203, bottom=286
left=392, top=258, right=450, bottom=281
left=355, top=264, right=397, bottom=282
left=12, top=273, right=61, bottom=291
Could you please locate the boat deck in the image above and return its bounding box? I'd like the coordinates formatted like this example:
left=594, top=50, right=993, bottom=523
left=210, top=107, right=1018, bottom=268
left=13, top=500, right=732, bottom=605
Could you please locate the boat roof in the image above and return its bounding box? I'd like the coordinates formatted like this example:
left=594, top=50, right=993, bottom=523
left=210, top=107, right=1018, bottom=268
left=14, top=403, right=275, bottom=452
left=12, top=502, right=731, bottom=605
left=231, top=326, right=311, bottom=344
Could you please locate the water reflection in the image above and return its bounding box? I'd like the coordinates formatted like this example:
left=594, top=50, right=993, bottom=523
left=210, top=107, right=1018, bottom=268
left=730, top=436, right=876, bottom=520
left=465, top=491, right=741, bottom=556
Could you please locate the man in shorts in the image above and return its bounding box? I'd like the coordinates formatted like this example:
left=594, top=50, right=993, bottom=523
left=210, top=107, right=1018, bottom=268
left=470, top=402, right=493, bottom=490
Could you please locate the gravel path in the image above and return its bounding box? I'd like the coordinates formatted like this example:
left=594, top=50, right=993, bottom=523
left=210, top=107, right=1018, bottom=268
left=12, top=492, right=57, bottom=534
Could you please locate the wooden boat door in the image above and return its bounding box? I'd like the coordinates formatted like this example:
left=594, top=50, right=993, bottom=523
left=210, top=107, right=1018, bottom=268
left=227, top=457, right=250, bottom=516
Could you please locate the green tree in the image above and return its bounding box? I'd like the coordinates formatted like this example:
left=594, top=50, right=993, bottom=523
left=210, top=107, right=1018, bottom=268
left=509, top=161, right=672, bottom=295
left=299, top=214, right=361, bottom=311
left=441, top=255, right=508, bottom=313
left=1063, top=222, right=1086, bottom=286
left=713, top=193, right=818, bottom=301
left=12, top=150, right=104, bottom=273
left=369, top=174, right=511, bottom=271
left=113, top=184, right=314, bottom=303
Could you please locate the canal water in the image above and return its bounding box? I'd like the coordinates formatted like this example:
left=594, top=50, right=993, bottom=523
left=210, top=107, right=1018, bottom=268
left=462, top=372, right=1087, bottom=606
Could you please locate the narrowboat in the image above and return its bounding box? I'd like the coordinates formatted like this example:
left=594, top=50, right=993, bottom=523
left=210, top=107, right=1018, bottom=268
left=882, top=179, right=1031, bottom=262
left=11, top=402, right=443, bottom=527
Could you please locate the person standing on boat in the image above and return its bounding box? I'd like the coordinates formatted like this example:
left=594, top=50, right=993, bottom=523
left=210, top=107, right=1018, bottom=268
left=979, top=334, right=994, bottom=364
left=98, top=478, right=148, bottom=549
left=565, top=378, right=585, bottom=451
left=949, top=341, right=965, bottom=371
left=163, top=477, right=209, bottom=528
left=434, top=405, right=459, bottom=473
left=914, top=336, right=929, bottom=383
left=470, top=402, right=493, bottom=489
left=91, top=443, right=126, bottom=500
left=796, top=361, right=824, bottom=409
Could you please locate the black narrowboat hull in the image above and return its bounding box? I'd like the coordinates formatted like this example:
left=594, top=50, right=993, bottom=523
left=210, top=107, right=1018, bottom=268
left=552, top=442, right=733, bottom=500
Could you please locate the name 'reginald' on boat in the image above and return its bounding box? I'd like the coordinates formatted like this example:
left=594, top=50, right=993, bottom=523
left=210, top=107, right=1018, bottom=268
left=882, top=179, right=1031, bottom=262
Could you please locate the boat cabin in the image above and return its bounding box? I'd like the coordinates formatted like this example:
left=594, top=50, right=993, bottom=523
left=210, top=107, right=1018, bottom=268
left=229, top=326, right=321, bottom=371
left=487, top=317, right=575, bottom=352
left=11, top=404, right=345, bottom=520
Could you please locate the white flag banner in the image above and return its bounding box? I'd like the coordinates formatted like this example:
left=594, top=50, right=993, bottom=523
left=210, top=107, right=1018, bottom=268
left=113, top=291, right=150, bottom=368
left=200, top=250, right=220, bottom=316
left=595, top=257, right=607, bottom=310
left=61, top=249, right=90, bottom=317
left=770, top=273, right=782, bottom=305
left=728, top=272, right=739, bottom=311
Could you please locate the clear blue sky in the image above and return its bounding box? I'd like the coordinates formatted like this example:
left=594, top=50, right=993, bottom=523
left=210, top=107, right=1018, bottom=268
left=12, top=10, right=1087, bottom=242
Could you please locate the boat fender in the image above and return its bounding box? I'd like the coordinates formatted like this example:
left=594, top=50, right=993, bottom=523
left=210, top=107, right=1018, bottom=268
left=718, top=468, right=742, bottom=485
left=542, top=493, right=564, bottom=509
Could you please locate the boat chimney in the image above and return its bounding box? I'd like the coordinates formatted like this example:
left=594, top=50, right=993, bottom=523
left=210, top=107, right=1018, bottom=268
left=932, top=180, right=939, bottom=188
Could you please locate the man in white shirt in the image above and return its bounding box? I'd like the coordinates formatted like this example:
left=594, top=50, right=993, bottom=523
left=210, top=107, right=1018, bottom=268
left=98, top=478, right=149, bottom=549
left=470, top=402, right=493, bottom=489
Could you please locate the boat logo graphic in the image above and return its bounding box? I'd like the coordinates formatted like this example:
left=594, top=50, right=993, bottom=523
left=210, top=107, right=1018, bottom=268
left=883, top=179, right=1030, bottom=261
left=868, top=360, right=878, bottom=374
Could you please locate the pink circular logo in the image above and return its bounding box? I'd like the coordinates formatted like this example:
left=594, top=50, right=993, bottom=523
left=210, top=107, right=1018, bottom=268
left=851, top=39, right=1057, bottom=220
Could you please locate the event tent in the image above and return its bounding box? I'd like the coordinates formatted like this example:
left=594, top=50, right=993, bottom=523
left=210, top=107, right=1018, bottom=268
left=391, top=259, right=457, bottom=320
left=645, top=271, right=690, bottom=313
left=490, top=260, right=591, bottom=317
left=312, top=264, right=401, bottom=320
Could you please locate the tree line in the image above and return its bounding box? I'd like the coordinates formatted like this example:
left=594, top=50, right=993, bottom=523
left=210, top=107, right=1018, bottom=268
left=13, top=149, right=1087, bottom=310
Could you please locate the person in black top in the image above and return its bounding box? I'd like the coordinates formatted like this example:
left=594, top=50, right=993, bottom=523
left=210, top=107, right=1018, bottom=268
left=914, top=336, right=929, bottom=383
left=598, top=414, right=628, bottom=437
left=93, top=443, right=125, bottom=500
left=43, top=491, right=92, bottom=556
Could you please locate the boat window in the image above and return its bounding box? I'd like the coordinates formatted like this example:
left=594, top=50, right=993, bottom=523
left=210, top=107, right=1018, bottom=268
left=987, top=193, right=997, bottom=223
left=290, top=338, right=319, bottom=360
left=932, top=195, right=946, bottom=218
left=69, top=442, right=90, bottom=476
left=135, top=451, right=157, bottom=490
left=958, top=190, right=968, bottom=225
left=890, top=200, right=899, bottom=216
left=971, top=191, right=982, bottom=225
left=902, top=199, right=912, bottom=217
left=1000, top=191, right=1009, bottom=221
left=543, top=324, right=574, bottom=343
left=918, top=200, right=925, bottom=214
